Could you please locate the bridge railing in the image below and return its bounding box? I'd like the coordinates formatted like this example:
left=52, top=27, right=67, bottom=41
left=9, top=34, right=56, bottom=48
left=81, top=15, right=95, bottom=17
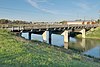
left=0, top=24, right=100, bottom=31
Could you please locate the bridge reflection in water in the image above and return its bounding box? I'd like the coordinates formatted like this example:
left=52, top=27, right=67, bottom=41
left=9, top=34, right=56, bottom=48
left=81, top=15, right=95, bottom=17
left=21, top=33, right=100, bottom=58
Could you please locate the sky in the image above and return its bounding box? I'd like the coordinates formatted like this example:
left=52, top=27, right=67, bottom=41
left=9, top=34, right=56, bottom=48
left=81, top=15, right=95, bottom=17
left=0, top=0, right=100, bottom=22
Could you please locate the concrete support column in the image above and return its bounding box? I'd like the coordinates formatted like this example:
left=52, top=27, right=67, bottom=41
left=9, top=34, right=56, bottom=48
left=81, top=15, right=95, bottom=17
left=19, top=30, right=23, bottom=36
left=11, top=26, right=14, bottom=31
left=42, top=31, right=52, bottom=44
left=18, top=26, right=20, bottom=31
left=80, top=29, right=86, bottom=38
left=61, top=30, right=69, bottom=43
left=22, top=26, right=25, bottom=30
left=29, top=32, right=32, bottom=40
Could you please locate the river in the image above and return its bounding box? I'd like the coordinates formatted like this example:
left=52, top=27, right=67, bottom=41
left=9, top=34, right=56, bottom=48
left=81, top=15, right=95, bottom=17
left=21, top=33, right=100, bottom=59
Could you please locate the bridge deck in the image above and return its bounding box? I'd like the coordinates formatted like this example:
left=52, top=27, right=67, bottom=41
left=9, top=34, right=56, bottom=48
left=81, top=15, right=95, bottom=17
left=0, top=24, right=99, bottom=32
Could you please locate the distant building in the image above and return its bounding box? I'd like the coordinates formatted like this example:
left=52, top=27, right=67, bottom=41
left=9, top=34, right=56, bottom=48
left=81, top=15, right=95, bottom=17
left=61, top=20, right=96, bottom=25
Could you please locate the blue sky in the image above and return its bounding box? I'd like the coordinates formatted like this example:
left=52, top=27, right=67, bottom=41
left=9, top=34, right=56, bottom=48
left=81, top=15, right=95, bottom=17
left=0, top=0, right=100, bottom=22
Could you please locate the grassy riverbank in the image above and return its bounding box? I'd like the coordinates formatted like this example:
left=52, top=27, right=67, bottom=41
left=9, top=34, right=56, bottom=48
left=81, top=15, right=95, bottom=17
left=0, top=29, right=100, bottom=67
left=77, top=27, right=100, bottom=39
left=86, top=27, right=100, bottom=38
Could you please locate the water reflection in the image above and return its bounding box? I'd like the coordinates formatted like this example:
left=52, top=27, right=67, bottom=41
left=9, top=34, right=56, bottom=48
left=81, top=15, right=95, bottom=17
left=83, top=46, right=100, bottom=58
left=69, top=38, right=100, bottom=58
left=69, top=38, right=100, bottom=50
left=21, top=33, right=29, bottom=39
left=80, top=38, right=86, bottom=49
left=21, top=33, right=100, bottom=58
left=52, top=34, right=64, bottom=46
left=31, top=34, right=43, bottom=42
left=64, top=42, right=68, bottom=49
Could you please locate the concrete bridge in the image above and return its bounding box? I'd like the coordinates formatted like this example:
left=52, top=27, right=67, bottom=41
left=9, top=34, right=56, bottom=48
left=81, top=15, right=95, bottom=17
left=0, top=24, right=99, bottom=49
left=0, top=24, right=98, bottom=31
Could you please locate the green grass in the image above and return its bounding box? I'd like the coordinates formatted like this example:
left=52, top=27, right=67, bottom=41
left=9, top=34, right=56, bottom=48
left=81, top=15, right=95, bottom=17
left=86, top=27, right=100, bottom=38
left=77, top=27, right=100, bottom=39
left=0, top=29, right=100, bottom=67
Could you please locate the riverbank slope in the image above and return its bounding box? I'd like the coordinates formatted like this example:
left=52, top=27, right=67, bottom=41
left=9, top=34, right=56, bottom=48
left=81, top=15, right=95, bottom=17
left=0, top=29, right=100, bottom=67
left=77, top=27, right=100, bottom=39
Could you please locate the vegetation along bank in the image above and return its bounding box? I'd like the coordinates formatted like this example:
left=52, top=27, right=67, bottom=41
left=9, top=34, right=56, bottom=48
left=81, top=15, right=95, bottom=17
left=0, top=29, right=100, bottom=67
left=77, top=27, right=100, bottom=39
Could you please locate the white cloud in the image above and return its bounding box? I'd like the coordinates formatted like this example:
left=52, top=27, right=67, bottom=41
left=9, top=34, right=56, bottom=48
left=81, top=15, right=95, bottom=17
left=34, top=0, right=48, bottom=3
left=27, top=0, right=39, bottom=9
left=27, top=0, right=74, bottom=16
left=27, top=0, right=58, bottom=14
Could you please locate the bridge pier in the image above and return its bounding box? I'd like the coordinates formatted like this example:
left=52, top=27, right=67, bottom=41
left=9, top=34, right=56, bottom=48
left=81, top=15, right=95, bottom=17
left=29, top=32, right=32, bottom=40
left=80, top=29, right=86, bottom=38
left=42, top=31, right=52, bottom=44
left=19, top=30, right=23, bottom=36
left=61, top=30, right=69, bottom=49
left=11, top=27, right=14, bottom=32
left=61, top=30, right=69, bottom=43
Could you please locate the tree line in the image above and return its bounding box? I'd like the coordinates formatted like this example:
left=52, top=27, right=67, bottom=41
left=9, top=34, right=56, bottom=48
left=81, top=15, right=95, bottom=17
left=0, top=19, right=100, bottom=24
left=0, top=19, right=32, bottom=24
